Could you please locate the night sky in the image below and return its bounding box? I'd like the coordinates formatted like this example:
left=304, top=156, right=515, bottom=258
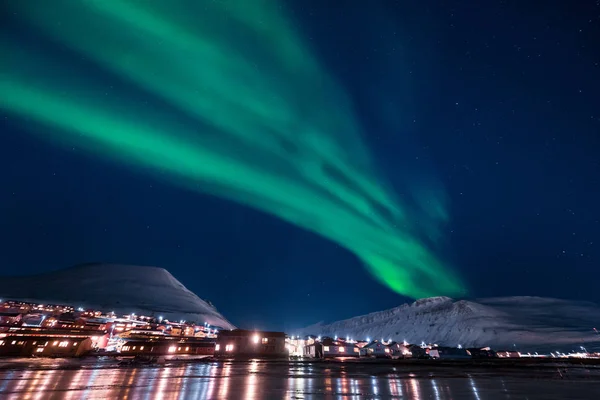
left=1, top=1, right=599, bottom=331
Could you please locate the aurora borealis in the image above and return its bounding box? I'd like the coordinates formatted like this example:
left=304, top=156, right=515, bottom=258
left=0, top=0, right=464, bottom=298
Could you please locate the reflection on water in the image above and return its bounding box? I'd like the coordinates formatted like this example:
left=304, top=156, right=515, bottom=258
left=0, top=360, right=599, bottom=399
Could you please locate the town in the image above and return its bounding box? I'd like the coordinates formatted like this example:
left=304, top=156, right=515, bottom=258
left=1, top=299, right=598, bottom=361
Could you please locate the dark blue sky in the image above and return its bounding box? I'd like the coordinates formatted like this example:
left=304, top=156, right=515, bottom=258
left=1, top=0, right=599, bottom=330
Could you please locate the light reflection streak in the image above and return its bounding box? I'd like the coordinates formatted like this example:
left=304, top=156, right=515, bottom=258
left=389, top=377, right=399, bottom=397
left=410, top=378, right=421, bottom=400
left=35, top=370, right=54, bottom=400
left=469, top=377, right=481, bottom=400
left=245, top=372, right=258, bottom=399
left=155, top=367, right=171, bottom=400
left=206, top=362, right=217, bottom=399
left=431, top=379, right=441, bottom=400
left=22, top=370, right=42, bottom=400
left=64, top=369, right=84, bottom=400
left=217, top=363, right=231, bottom=399
left=371, top=376, right=379, bottom=396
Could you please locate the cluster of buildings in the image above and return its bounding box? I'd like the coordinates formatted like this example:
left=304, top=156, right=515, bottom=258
left=1, top=299, right=597, bottom=360
left=0, top=299, right=220, bottom=358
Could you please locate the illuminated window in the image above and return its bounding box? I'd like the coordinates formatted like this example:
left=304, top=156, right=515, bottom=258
left=132, top=346, right=136, bottom=350
left=323, top=346, right=330, bottom=352
left=354, top=348, right=359, bottom=353
left=178, top=347, right=181, bottom=351
left=215, top=344, right=220, bottom=351
left=261, top=338, right=268, bottom=344
left=122, top=346, right=129, bottom=351
left=185, top=347, right=189, bottom=351
left=168, top=346, right=176, bottom=353
left=225, top=344, right=234, bottom=352
left=0, top=341, right=4, bottom=346
left=36, top=348, right=44, bottom=353
left=73, top=342, right=78, bottom=346
left=384, top=348, right=390, bottom=353
left=253, top=335, right=259, bottom=344
left=140, top=346, right=144, bottom=350
left=58, top=341, right=69, bottom=348
left=53, top=341, right=58, bottom=346
left=11, top=341, right=16, bottom=345
left=339, top=347, right=345, bottom=353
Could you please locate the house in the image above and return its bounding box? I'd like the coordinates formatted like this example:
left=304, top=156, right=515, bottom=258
left=387, top=341, right=412, bottom=359
left=360, top=340, right=391, bottom=358
left=214, top=330, right=287, bottom=358
left=0, top=327, right=107, bottom=357
left=496, top=350, right=521, bottom=358
left=304, top=337, right=359, bottom=359
left=0, top=312, right=22, bottom=325
left=468, top=347, right=497, bottom=359
left=406, top=344, right=429, bottom=359
left=428, top=347, right=471, bottom=359
left=119, top=338, right=214, bottom=356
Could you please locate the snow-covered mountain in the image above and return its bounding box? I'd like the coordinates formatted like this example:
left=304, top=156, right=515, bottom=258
left=0, top=263, right=235, bottom=329
left=299, top=296, right=600, bottom=351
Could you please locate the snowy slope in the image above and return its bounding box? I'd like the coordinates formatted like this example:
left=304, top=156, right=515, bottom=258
left=299, top=296, right=600, bottom=351
left=0, top=263, right=235, bottom=329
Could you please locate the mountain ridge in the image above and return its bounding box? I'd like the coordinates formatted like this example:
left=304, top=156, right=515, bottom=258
left=299, top=296, right=600, bottom=351
left=0, top=263, right=235, bottom=329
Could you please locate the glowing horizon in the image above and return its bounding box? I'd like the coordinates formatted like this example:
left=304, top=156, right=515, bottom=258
left=0, top=0, right=464, bottom=298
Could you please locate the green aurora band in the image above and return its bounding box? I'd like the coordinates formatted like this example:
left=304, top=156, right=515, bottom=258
left=0, top=0, right=464, bottom=298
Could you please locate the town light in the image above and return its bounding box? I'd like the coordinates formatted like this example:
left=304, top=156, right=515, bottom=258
left=458, top=344, right=462, bottom=349
left=367, top=337, right=370, bottom=342
left=215, top=344, right=220, bottom=351
left=253, top=335, right=259, bottom=344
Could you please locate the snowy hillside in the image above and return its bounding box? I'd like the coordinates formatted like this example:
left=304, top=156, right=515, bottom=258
left=299, top=296, right=600, bottom=351
left=0, top=263, right=235, bottom=329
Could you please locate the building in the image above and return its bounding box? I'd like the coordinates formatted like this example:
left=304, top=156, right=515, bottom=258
left=387, top=341, right=412, bottom=359
left=0, top=312, right=22, bottom=325
left=406, top=344, right=428, bottom=359
left=428, top=347, right=472, bottom=359
left=214, top=330, right=287, bottom=358
left=360, top=340, right=391, bottom=358
left=0, top=327, right=107, bottom=357
left=304, top=337, right=360, bottom=359
left=119, top=338, right=214, bottom=356
left=496, top=350, right=521, bottom=358
left=286, top=336, right=306, bottom=357
left=468, top=347, right=497, bottom=359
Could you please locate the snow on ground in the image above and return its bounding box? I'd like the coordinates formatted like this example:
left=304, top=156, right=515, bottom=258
left=298, top=296, right=600, bottom=351
left=0, top=263, right=235, bottom=329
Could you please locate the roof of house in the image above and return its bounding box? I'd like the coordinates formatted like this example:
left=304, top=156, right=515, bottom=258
left=0, top=312, right=21, bottom=317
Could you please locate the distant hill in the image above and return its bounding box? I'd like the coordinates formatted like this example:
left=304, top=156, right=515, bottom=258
left=299, top=296, right=600, bottom=351
left=0, top=263, right=235, bottom=329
